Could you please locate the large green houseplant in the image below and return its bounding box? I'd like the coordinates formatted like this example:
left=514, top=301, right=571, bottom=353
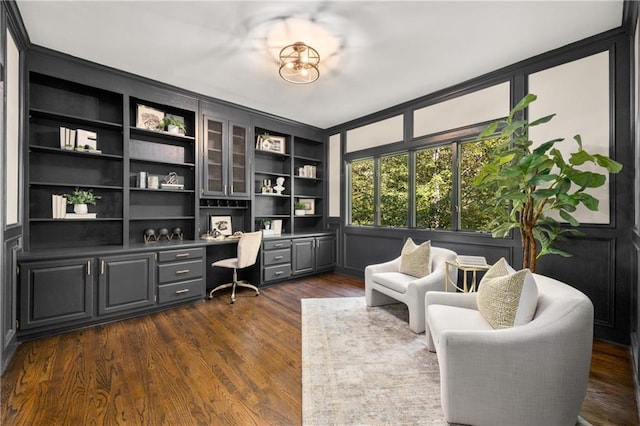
left=473, top=94, right=622, bottom=272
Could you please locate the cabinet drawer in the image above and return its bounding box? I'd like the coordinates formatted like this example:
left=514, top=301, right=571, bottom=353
left=263, top=264, right=291, bottom=282
left=157, top=248, right=204, bottom=263
left=158, top=260, right=203, bottom=284
left=263, top=248, right=291, bottom=266
left=158, top=278, right=204, bottom=304
left=263, top=240, right=291, bottom=250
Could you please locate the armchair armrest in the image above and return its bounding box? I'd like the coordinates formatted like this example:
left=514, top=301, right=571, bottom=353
left=425, top=291, right=478, bottom=311
left=364, top=256, right=401, bottom=277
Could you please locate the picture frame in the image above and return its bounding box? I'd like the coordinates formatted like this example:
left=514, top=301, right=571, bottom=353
left=136, top=104, right=165, bottom=131
left=256, top=134, right=286, bottom=154
left=210, top=215, right=233, bottom=236
left=299, top=198, right=315, bottom=215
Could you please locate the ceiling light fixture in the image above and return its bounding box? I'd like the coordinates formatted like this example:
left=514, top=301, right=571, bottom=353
left=279, top=41, right=320, bottom=84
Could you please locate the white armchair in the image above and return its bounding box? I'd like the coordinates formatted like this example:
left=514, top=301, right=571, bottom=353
left=425, top=274, right=594, bottom=426
left=365, top=246, right=457, bottom=333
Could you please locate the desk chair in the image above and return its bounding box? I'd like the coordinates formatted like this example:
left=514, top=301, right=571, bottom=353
left=208, top=231, right=262, bottom=304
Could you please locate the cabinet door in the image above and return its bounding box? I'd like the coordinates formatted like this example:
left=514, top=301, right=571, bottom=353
left=98, top=253, right=155, bottom=315
left=203, top=117, right=226, bottom=196
left=315, top=236, right=336, bottom=271
left=20, top=258, right=94, bottom=330
left=292, top=238, right=315, bottom=275
left=228, top=122, right=250, bottom=198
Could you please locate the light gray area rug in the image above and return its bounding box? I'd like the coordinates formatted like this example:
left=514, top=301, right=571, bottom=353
left=302, top=296, right=445, bottom=425
left=301, top=296, right=593, bottom=426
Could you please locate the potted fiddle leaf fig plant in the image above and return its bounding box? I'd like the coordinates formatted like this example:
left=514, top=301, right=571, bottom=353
left=63, top=188, right=101, bottom=214
left=473, top=93, right=622, bottom=272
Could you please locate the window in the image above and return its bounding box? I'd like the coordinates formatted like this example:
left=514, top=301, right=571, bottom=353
left=380, top=153, right=409, bottom=227
left=350, top=158, right=375, bottom=226
left=348, top=133, right=506, bottom=233
left=415, top=145, right=452, bottom=229
left=459, top=137, right=504, bottom=231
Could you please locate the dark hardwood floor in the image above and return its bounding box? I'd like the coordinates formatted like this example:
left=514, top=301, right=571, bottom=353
left=1, top=273, right=638, bottom=425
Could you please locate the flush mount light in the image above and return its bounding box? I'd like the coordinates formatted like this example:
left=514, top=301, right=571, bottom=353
left=279, top=41, right=320, bottom=84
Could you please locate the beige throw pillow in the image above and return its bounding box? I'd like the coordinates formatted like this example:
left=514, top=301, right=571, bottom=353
left=477, top=258, right=538, bottom=329
left=399, top=238, right=431, bottom=278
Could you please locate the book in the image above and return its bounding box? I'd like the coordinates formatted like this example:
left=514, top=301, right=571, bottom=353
left=51, top=194, right=67, bottom=218
left=456, top=255, right=489, bottom=268
left=76, top=129, right=97, bottom=151
left=160, top=183, right=184, bottom=190
left=64, top=213, right=97, bottom=219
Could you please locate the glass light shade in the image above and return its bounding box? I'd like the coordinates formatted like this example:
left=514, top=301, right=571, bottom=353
left=279, top=41, right=320, bottom=84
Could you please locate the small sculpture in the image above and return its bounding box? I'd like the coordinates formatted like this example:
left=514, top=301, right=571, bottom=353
left=143, top=228, right=157, bottom=244
left=171, top=227, right=183, bottom=240
left=158, top=228, right=170, bottom=241
left=261, top=179, right=273, bottom=194
left=273, top=177, right=285, bottom=195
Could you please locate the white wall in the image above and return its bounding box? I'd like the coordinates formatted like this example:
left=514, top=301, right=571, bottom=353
left=345, top=115, right=403, bottom=153
left=328, top=133, right=341, bottom=217
left=528, top=51, right=611, bottom=224
left=413, top=82, right=510, bottom=137
left=6, top=30, right=19, bottom=226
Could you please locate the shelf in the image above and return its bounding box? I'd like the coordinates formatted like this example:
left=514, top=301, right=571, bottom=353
left=130, top=157, right=195, bottom=168
left=130, top=126, right=195, bottom=142
left=255, top=214, right=289, bottom=219
left=30, top=217, right=123, bottom=222
left=294, top=195, right=323, bottom=199
left=255, top=193, right=290, bottom=197
left=294, top=175, right=323, bottom=181
left=294, top=214, right=323, bottom=218
left=130, top=216, right=195, bottom=221
left=294, top=154, right=322, bottom=162
left=254, top=149, right=290, bottom=159
left=30, top=145, right=123, bottom=160
left=30, top=108, right=123, bottom=130
left=255, top=170, right=290, bottom=177
left=130, top=187, right=195, bottom=194
left=29, top=182, right=123, bottom=190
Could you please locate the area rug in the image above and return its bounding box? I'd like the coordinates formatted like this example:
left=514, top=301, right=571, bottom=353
left=301, top=296, right=445, bottom=425
left=301, top=296, right=593, bottom=426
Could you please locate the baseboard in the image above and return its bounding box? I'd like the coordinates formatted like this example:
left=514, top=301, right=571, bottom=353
left=333, top=266, right=362, bottom=280
left=631, top=332, right=640, bottom=420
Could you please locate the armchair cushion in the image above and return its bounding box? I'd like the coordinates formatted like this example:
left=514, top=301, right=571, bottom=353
left=427, top=305, right=492, bottom=347
left=477, top=258, right=538, bottom=329
left=399, top=238, right=431, bottom=278
left=370, top=272, right=415, bottom=294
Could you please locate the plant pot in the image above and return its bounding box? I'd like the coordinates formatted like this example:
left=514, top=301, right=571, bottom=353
left=167, top=125, right=180, bottom=134
left=74, top=203, right=88, bottom=214
left=295, top=209, right=306, bottom=216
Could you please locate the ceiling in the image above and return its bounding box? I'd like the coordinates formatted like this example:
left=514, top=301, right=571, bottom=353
left=16, top=1, right=624, bottom=129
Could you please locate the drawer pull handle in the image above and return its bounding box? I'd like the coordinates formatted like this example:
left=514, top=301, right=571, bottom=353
left=274, top=256, right=284, bottom=260
left=176, top=269, right=190, bottom=275
left=275, top=271, right=283, bottom=276
left=274, top=244, right=283, bottom=247
left=175, top=289, right=190, bottom=294
left=175, top=253, right=190, bottom=258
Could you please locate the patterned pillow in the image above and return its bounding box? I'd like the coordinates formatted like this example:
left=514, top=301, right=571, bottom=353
left=476, top=258, right=538, bottom=329
left=398, top=238, right=431, bottom=278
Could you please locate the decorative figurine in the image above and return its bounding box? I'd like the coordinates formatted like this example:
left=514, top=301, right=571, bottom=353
left=273, top=177, right=285, bottom=195
left=171, top=227, right=183, bottom=240
left=261, top=179, right=273, bottom=194
left=158, top=228, right=170, bottom=241
left=143, top=228, right=157, bottom=244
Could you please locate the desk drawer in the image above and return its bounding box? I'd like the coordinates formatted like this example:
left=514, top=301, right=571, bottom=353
left=157, top=248, right=204, bottom=262
left=264, top=264, right=291, bottom=282
left=263, top=248, right=291, bottom=266
left=158, top=259, right=203, bottom=284
left=264, top=240, right=291, bottom=250
left=158, top=278, right=204, bottom=304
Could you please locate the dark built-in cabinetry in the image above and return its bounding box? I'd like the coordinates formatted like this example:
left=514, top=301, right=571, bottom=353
left=17, top=53, right=333, bottom=341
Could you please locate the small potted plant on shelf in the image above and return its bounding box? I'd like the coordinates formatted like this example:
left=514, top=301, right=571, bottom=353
left=160, top=116, right=186, bottom=135
left=294, top=201, right=306, bottom=216
left=63, top=188, right=101, bottom=214
left=262, top=219, right=271, bottom=230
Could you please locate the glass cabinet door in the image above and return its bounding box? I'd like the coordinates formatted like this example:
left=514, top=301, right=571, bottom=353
left=203, top=118, right=225, bottom=196
left=229, top=123, right=249, bottom=197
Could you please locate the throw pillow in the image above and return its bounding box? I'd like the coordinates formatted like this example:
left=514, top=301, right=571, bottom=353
left=476, top=258, right=538, bottom=329
left=398, top=238, right=431, bottom=278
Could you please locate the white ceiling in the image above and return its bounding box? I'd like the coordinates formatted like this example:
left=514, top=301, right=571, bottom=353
left=16, top=1, right=624, bottom=129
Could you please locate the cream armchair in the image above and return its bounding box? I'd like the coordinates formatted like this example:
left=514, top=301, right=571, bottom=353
left=425, top=274, right=594, bottom=426
left=364, top=246, right=457, bottom=333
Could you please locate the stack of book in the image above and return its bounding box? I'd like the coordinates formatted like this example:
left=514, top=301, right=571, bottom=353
left=456, top=255, right=489, bottom=268
left=51, top=195, right=67, bottom=218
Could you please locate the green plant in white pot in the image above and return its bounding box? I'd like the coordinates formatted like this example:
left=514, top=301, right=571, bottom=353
left=64, top=188, right=101, bottom=214
left=160, top=117, right=186, bottom=135
left=294, top=201, right=306, bottom=216
left=473, top=94, right=622, bottom=272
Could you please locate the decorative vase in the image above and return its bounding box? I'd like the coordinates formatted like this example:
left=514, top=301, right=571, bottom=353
left=295, top=209, right=306, bottom=216
left=167, top=125, right=180, bottom=134
left=74, top=203, right=88, bottom=214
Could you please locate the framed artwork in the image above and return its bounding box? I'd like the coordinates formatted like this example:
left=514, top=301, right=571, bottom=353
left=136, top=104, right=165, bottom=131
left=210, top=215, right=233, bottom=236
left=299, top=198, right=315, bottom=215
left=256, top=134, right=286, bottom=154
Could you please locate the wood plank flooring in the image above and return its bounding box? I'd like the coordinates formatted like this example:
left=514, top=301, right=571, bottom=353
left=1, top=273, right=638, bottom=425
